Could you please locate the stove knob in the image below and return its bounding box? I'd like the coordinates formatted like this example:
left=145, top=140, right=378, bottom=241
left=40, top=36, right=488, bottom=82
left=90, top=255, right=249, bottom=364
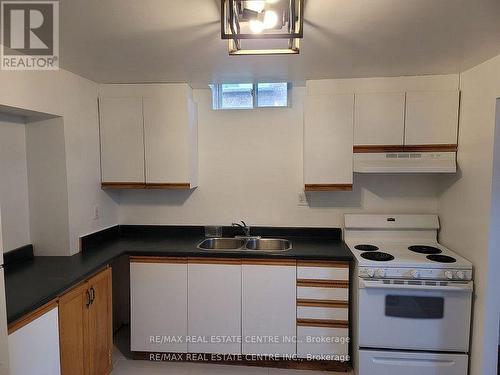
left=456, top=271, right=465, bottom=280
left=410, top=270, right=420, bottom=279
left=445, top=271, right=454, bottom=280
left=366, top=269, right=375, bottom=278
left=375, top=269, right=386, bottom=278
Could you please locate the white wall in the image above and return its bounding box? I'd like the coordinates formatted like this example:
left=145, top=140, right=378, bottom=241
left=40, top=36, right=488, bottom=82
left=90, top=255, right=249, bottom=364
left=438, top=55, right=500, bottom=375
left=26, top=118, right=70, bottom=256
left=119, top=87, right=440, bottom=226
left=0, top=113, right=30, bottom=251
left=0, top=69, right=119, bottom=255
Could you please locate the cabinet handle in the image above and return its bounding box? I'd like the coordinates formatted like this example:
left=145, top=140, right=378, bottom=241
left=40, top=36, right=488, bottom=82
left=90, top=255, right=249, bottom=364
left=90, top=287, right=96, bottom=304
left=85, top=289, right=91, bottom=308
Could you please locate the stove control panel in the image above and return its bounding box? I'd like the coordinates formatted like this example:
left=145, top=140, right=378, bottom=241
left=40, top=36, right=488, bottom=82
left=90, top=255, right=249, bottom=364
left=359, top=267, right=472, bottom=281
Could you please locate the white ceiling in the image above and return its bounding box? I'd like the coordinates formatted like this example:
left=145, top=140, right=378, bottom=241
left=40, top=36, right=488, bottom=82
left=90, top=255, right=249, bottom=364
left=60, top=0, right=500, bottom=88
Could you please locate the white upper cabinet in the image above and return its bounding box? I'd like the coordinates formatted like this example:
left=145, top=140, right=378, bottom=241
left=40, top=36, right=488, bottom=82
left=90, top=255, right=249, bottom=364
left=99, top=97, right=145, bottom=184
left=354, top=92, right=405, bottom=146
left=99, top=84, right=198, bottom=188
left=404, top=91, right=460, bottom=146
left=143, top=90, right=198, bottom=187
left=304, top=94, right=354, bottom=191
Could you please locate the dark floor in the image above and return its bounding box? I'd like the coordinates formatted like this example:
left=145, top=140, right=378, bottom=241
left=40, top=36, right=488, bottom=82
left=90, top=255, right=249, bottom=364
left=114, top=324, right=133, bottom=360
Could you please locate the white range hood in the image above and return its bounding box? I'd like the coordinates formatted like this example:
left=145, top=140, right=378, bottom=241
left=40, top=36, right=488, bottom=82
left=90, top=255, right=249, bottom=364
left=353, top=152, right=457, bottom=173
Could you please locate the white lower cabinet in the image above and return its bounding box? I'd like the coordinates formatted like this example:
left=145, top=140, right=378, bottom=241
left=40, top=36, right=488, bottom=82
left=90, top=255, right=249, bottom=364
left=8, top=305, right=61, bottom=375
left=296, top=261, right=350, bottom=361
left=242, top=260, right=297, bottom=356
left=188, top=260, right=241, bottom=354
left=130, top=258, right=188, bottom=353
left=129, top=256, right=350, bottom=364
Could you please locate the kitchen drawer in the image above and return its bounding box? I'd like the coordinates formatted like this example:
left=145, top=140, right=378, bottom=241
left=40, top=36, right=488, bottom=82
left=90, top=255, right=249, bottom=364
left=297, top=306, right=348, bottom=321
left=297, top=263, right=349, bottom=281
left=297, top=286, right=349, bottom=301
left=297, top=326, right=349, bottom=359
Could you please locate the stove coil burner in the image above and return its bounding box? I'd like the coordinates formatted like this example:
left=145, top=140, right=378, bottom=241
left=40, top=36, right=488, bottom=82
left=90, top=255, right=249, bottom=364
left=426, top=254, right=456, bottom=263
left=408, top=245, right=442, bottom=254
left=354, top=244, right=379, bottom=251
left=361, top=252, right=395, bottom=262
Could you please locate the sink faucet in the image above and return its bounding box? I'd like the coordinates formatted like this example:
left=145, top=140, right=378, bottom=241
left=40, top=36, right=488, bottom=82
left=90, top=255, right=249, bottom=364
left=232, top=221, right=250, bottom=237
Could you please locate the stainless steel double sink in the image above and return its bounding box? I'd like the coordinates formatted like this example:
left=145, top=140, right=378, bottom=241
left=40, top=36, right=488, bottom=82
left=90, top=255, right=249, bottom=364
left=197, top=237, right=292, bottom=253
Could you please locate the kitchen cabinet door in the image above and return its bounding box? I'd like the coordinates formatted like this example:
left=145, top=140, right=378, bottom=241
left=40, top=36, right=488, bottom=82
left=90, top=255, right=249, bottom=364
left=354, top=92, right=405, bottom=146
left=304, top=94, right=354, bottom=191
left=188, top=260, right=241, bottom=354
left=130, top=257, right=188, bottom=353
left=404, top=91, right=459, bottom=146
left=99, top=97, right=145, bottom=184
left=87, top=268, right=113, bottom=375
left=59, top=283, right=88, bottom=375
left=59, top=268, right=113, bottom=375
left=143, top=94, right=198, bottom=187
left=8, top=304, right=61, bottom=375
left=242, top=260, right=296, bottom=356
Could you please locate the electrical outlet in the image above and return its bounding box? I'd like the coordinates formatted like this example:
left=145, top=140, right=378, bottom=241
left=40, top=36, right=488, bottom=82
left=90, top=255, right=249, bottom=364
left=298, top=191, right=309, bottom=206
left=93, top=205, right=99, bottom=220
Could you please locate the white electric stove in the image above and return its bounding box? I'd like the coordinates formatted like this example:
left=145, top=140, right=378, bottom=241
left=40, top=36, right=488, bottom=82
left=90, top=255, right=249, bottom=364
left=344, top=214, right=473, bottom=375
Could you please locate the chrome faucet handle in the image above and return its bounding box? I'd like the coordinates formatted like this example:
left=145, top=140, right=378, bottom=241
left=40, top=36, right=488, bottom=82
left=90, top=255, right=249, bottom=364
left=232, top=221, right=250, bottom=236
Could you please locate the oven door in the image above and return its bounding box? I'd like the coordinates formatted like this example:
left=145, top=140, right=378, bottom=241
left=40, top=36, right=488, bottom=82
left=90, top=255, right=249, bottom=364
left=358, top=278, right=472, bottom=352
left=359, top=349, right=468, bottom=375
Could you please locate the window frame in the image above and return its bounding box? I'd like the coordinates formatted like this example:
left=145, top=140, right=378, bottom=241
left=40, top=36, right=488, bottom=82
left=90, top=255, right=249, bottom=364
left=211, top=82, right=291, bottom=110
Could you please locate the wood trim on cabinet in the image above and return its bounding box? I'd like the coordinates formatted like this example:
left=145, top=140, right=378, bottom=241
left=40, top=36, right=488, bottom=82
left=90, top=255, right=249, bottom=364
left=297, top=279, right=349, bottom=288
left=101, top=182, right=193, bottom=190
left=188, top=257, right=241, bottom=265
left=353, top=144, right=458, bottom=153
left=241, top=259, right=296, bottom=266
left=8, top=299, right=58, bottom=334
left=130, top=256, right=188, bottom=264
left=297, top=318, right=349, bottom=328
left=101, top=182, right=146, bottom=189
left=297, top=299, right=349, bottom=308
left=403, top=144, right=458, bottom=152
left=145, top=183, right=191, bottom=189
left=304, top=184, right=353, bottom=192
left=353, top=145, right=405, bottom=153
left=297, top=261, right=349, bottom=268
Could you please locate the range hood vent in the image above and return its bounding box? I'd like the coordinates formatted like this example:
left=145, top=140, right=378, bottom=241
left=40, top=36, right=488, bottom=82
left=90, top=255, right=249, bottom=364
left=354, top=152, right=457, bottom=173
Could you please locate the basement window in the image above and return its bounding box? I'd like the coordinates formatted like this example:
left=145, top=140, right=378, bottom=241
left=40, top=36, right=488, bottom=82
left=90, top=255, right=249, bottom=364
left=211, top=82, right=290, bottom=110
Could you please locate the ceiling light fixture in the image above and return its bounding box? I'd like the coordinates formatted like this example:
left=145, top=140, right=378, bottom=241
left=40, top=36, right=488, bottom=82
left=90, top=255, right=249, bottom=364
left=221, top=0, right=304, bottom=55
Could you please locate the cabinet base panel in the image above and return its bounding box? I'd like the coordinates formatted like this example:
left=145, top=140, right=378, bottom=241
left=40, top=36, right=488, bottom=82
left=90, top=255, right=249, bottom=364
left=131, top=351, right=350, bottom=372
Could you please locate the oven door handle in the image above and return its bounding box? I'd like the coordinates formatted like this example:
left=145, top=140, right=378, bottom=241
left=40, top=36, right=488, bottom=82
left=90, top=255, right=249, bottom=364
left=372, top=356, right=461, bottom=367
left=359, top=279, right=473, bottom=292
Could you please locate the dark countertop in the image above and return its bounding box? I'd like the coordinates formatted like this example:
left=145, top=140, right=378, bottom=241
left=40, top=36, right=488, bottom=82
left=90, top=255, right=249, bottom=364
left=4, top=225, right=353, bottom=324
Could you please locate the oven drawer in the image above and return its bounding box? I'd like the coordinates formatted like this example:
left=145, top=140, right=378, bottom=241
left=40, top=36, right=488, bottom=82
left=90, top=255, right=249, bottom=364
left=359, top=350, right=468, bottom=375
left=297, top=286, right=348, bottom=301
left=297, top=262, right=349, bottom=281
left=297, top=306, right=348, bottom=321
left=297, top=326, right=349, bottom=359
